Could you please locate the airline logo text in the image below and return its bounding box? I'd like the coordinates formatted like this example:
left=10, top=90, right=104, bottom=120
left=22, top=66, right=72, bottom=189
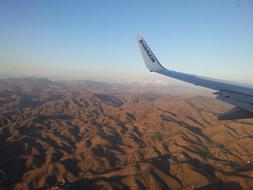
left=139, top=40, right=156, bottom=63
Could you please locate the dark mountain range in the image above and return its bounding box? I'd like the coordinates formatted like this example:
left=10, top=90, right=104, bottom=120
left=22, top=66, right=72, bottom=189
left=0, top=78, right=252, bottom=190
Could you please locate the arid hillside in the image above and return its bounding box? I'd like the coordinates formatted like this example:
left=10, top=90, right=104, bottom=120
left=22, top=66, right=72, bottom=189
left=0, top=78, right=253, bottom=190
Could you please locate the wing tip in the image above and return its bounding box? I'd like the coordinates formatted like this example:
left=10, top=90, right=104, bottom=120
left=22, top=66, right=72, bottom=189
left=136, top=34, right=143, bottom=42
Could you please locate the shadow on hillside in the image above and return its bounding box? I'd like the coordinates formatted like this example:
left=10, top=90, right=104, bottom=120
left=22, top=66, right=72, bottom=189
left=0, top=141, right=26, bottom=189
left=60, top=159, right=81, bottom=177
left=36, top=115, right=74, bottom=120
left=57, top=176, right=128, bottom=190
left=160, top=114, right=210, bottom=141
left=92, top=93, right=123, bottom=107
left=196, top=181, right=243, bottom=190
left=151, top=158, right=182, bottom=188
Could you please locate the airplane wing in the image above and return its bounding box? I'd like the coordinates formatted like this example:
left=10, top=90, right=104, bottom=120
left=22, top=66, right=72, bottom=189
left=136, top=35, right=253, bottom=120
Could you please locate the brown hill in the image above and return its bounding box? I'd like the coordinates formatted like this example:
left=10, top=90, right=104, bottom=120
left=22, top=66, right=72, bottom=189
left=0, top=78, right=253, bottom=190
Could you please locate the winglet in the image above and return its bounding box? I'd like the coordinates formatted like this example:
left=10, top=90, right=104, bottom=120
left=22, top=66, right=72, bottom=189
left=136, top=35, right=164, bottom=72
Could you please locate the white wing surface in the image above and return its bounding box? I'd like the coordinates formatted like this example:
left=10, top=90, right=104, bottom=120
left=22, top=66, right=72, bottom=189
left=137, top=35, right=253, bottom=120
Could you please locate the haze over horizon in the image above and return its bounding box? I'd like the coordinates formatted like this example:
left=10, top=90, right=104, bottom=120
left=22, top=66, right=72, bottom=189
left=1, top=0, right=253, bottom=84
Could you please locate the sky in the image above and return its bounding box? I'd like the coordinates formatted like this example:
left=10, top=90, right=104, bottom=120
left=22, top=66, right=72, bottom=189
left=0, top=0, right=253, bottom=84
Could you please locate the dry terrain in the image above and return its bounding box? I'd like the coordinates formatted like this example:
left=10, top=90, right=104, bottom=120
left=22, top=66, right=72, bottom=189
left=0, top=78, right=253, bottom=190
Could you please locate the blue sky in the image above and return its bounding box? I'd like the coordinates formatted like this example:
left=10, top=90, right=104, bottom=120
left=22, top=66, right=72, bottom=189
left=0, top=0, right=253, bottom=83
